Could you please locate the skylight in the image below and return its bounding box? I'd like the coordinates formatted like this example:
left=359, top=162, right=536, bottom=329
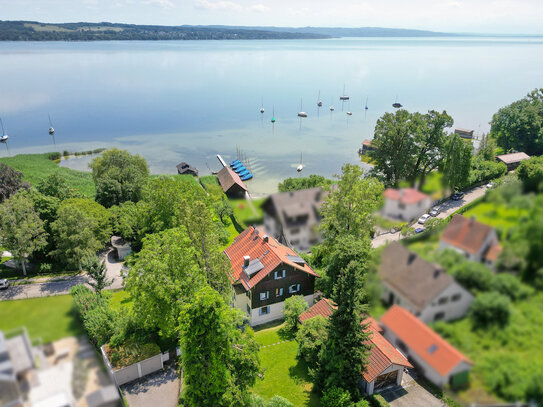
left=428, top=344, right=438, bottom=354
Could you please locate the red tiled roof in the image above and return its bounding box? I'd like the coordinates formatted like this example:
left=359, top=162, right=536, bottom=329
left=299, top=298, right=336, bottom=323
left=224, top=226, right=319, bottom=290
left=496, top=152, right=530, bottom=165
left=440, top=214, right=495, bottom=255
left=381, top=306, right=472, bottom=377
left=383, top=188, right=429, bottom=205
left=484, top=244, right=502, bottom=262
left=362, top=139, right=373, bottom=147
left=299, top=298, right=411, bottom=382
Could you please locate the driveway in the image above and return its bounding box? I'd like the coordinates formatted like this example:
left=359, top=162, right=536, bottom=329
left=0, top=248, right=125, bottom=301
left=380, top=370, right=445, bottom=407
left=122, top=367, right=180, bottom=407
left=372, top=184, right=489, bottom=248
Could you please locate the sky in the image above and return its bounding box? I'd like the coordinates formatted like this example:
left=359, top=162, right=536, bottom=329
left=1, top=0, right=543, bottom=35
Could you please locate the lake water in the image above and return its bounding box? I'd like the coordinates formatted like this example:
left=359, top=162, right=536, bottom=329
left=1, top=37, right=543, bottom=195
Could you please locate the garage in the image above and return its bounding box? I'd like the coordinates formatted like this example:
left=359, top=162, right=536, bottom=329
left=374, top=370, right=399, bottom=391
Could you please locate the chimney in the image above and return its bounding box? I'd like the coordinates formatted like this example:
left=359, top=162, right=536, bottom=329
left=263, top=235, right=269, bottom=243
left=434, top=269, right=441, bottom=279
left=243, top=256, right=250, bottom=267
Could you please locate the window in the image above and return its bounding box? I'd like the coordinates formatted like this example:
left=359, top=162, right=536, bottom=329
left=274, top=270, right=286, bottom=280
left=399, top=203, right=406, bottom=210
left=276, top=287, right=284, bottom=297
left=434, top=312, right=445, bottom=321
left=290, top=227, right=300, bottom=235
left=452, top=293, right=462, bottom=302
left=438, top=297, right=448, bottom=305
left=289, top=284, right=301, bottom=294
left=259, top=306, right=270, bottom=316
left=260, top=291, right=269, bottom=301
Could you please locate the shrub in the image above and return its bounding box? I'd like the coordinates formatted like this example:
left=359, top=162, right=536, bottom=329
left=267, top=395, right=294, bottom=407
left=39, top=263, right=52, bottom=273
left=450, top=262, right=495, bottom=293
left=63, top=150, right=70, bottom=157
left=491, top=273, right=533, bottom=301
left=354, top=400, right=370, bottom=407
left=367, top=394, right=390, bottom=407
left=470, top=292, right=511, bottom=328
left=281, top=295, right=309, bottom=335
left=321, top=387, right=352, bottom=407
left=296, top=315, right=328, bottom=369
left=92, top=148, right=106, bottom=154
left=517, top=156, right=543, bottom=193
left=47, top=152, right=61, bottom=160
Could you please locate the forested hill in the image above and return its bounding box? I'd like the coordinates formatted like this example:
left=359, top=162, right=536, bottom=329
left=0, top=21, right=330, bottom=41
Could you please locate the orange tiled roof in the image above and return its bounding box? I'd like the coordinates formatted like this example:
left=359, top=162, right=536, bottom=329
left=484, top=244, right=502, bottom=262
left=299, top=298, right=412, bottom=382
left=383, top=188, right=429, bottom=205
left=381, top=305, right=472, bottom=377
left=440, top=214, right=495, bottom=255
left=223, top=226, right=319, bottom=290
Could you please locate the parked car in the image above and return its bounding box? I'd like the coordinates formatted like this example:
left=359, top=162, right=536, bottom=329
left=451, top=192, right=464, bottom=200
left=0, top=279, right=9, bottom=290
left=486, top=182, right=494, bottom=189
left=418, top=214, right=431, bottom=224
left=429, top=206, right=441, bottom=217
left=415, top=227, right=425, bottom=234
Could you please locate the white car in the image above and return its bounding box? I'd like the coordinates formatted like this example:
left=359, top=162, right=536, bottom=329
left=486, top=182, right=494, bottom=188
left=418, top=214, right=431, bottom=224
left=0, top=279, right=9, bottom=290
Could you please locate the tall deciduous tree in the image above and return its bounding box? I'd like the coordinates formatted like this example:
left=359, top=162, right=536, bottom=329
left=319, top=164, right=383, bottom=243
left=0, top=163, right=29, bottom=203
left=370, top=109, right=418, bottom=186
left=0, top=193, right=47, bottom=276
left=60, top=198, right=112, bottom=244
left=441, top=134, right=473, bottom=193
left=179, top=286, right=261, bottom=407
left=89, top=148, right=149, bottom=207
left=490, top=88, right=543, bottom=156
left=409, top=110, right=454, bottom=187
left=51, top=205, right=101, bottom=271
left=37, top=172, right=79, bottom=200
left=317, top=238, right=372, bottom=400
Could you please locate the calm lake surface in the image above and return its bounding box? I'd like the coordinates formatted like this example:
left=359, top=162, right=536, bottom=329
left=1, top=37, right=543, bottom=195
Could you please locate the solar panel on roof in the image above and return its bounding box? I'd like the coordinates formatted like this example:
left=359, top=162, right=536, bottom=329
left=428, top=344, right=438, bottom=354
left=287, top=254, right=306, bottom=265
left=245, top=259, right=264, bottom=276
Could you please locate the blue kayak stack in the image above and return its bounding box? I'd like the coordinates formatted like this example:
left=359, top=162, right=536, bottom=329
left=230, top=160, right=253, bottom=181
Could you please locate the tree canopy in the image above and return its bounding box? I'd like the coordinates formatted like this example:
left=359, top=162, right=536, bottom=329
left=278, top=175, right=333, bottom=192
left=90, top=148, right=149, bottom=207
left=490, top=88, right=543, bottom=156
left=441, top=134, right=473, bottom=192
left=0, top=163, right=29, bottom=203
left=0, top=192, right=47, bottom=275
left=517, top=156, right=543, bottom=193
left=179, top=286, right=261, bottom=407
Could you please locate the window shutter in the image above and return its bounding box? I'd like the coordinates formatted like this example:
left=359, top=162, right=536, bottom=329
left=297, top=284, right=300, bottom=292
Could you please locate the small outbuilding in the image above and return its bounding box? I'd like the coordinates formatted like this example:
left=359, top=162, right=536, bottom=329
left=454, top=128, right=474, bottom=139
left=217, top=166, right=248, bottom=199
left=496, top=152, right=530, bottom=171
left=359, top=139, right=377, bottom=155
left=381, top=305, right=472, bottom=389
left=111, top=236, right=131, bottom=261
left=176, top=162, right=198, bottom=176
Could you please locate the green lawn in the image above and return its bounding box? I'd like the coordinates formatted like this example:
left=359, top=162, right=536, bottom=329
left=0, top=290, right=130, bottom=344
left=253, top=323, right=321, bottom=407
left=461, top=202, right=529, bottom=233
left=0, top=153, right=95, bottom=197
left=421, top=172, right=444, bottom=201
left=434, top=293, right=543, bottom=404
left=231, top=198, right=266, bottom=228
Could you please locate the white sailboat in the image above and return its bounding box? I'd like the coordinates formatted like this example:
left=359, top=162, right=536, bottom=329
left=48, top=114, right=55, bottom=135
left=260, top=97, right=265, bottom=114
left=297, top=152, right=304, bottom=173
left=317, top=90, right=323, bottom=107
left=0, top=118, right=8, bottom=143
left=340, top=84, right=349, bottom=101
left=297, top=98, right=307, bottom=118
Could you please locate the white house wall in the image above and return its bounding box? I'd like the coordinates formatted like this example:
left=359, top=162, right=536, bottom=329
left=418, top=282, right=473, bottom=323
left=382, top=198, right=431, bottom=222
left=249, top=294, right=314, bottom=326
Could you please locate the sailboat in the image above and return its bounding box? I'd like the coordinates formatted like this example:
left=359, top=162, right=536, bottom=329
left=346, top=100, right=352, bottom=116
left=260, top=97, right=265, bottom=114
left=297, top=152, right=304, bottom=173
left=364, top=97, right=369, bottom=110
left=271, top=106, right=276, bottom=123
left=330, top=97, right=335, bottom=112
left=0, top=118, right=8, bottom=143
left=340, top=84, right=349, bottom=101
left=317, top=91, right=323, bottom=107
left=297, top=99, right=307, bottom=118
left=48, top=114, right=55, bottom=135
left=392, top=95, right=402, bottom=109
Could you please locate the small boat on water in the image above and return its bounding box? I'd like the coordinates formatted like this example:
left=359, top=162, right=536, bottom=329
left=271, top=106, right=276, bottom=123
left=239, top=169, right=250, bottom=177
left=241, top=173, right=253, bottom=181
left=364, top=97, right=369, bottom=110
left=339, top=84, right=349, bottom=101
left=234, top=166, right=246, bottom=174
left=48, top=114, right=55, bottom=135
left=232, top=163, right=244, bottom=170
left=346, top=111, right=352, bottom=116
left=392, top=96, right=402, bottom=109
left=317, top=91, right=323, bottom=107
left=230, top=160, right=241, bottom=166
left=297, top=152, right=304, bottom=173
left=260, top=97, right=265, bottom=114
left=0, top=118, right=8, bottom=143
left=297, top=98, right=307, bottom=118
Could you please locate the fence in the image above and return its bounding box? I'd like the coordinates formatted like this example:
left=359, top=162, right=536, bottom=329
left=100, top=345, right=170, bottom=387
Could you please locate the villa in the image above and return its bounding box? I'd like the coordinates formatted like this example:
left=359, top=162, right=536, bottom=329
left=382, top=188, right=431, bottom=222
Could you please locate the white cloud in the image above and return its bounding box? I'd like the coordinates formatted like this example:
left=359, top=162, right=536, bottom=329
left=143, top=0, right=175, bottom=8
left=250, top=4, right=270, bottom=13
left=194, top=0, right=243, bottom=12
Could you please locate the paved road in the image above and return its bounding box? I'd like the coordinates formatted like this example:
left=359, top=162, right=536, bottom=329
left=380, top=370, right=445, bottom=407
left=371, top=184, right=488, bottom=248
left=0, top=249, right=125, bottom=301
left=122, top=367, right=180, bottom=407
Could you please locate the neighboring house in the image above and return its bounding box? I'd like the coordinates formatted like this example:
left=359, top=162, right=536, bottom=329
left=224, top=226, right=319, bottom=326
left=496, top=152, right=530, bottom=171
left=359, top=139, right=377, bottom=155
left=382, top=188, right=431, bottom=222
left=0, top=330, right=27, bottom=407
left=217, top=166, right=248, bottom=198
left=262, top=187, right=330, bottom=252
left=299, top=299, right=413, bottom=395
left=111, top=236, right=131, bottom=261
left=379, top=243, right=473, bottom=323
left=176, top=162, right=198, bottom=176
left=439, top=214, right=502, bottom=269
left=381, top=305, right=472, bottom=389
left=454, top=128, right=474, bottom=139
